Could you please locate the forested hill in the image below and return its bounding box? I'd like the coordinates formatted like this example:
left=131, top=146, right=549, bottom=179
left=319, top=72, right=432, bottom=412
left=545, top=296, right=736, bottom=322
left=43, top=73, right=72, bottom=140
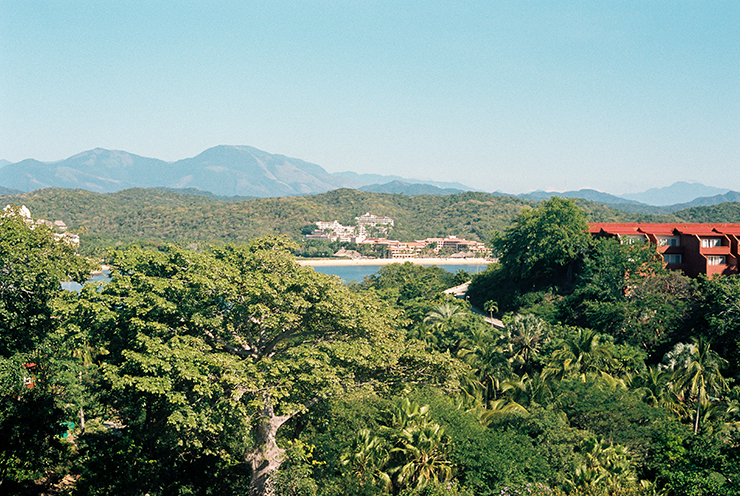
left=3, top=187, right=738, bottom=252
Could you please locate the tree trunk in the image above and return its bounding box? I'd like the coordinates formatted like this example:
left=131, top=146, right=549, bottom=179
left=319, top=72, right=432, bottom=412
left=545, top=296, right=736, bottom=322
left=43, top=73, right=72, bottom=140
left=78, top=371, right=86, bottom=434
left=247, top=398, right=291, bottom=496
left=693, top=398, right=701, bottom=435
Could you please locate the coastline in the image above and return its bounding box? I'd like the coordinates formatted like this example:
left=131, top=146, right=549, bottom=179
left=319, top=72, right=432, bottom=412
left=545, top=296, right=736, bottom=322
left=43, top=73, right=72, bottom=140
left=297, top=257, right=494, bottom=267
left=91, top=264, right=112, bottom=275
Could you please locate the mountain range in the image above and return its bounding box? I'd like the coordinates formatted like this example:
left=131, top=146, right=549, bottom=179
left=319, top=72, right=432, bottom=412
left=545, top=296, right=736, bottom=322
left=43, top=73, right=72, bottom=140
left=0, top=146, right=472, bottom=198
left=1, top=147, right=737, bottom=210
left=512, top=183, right=738, bottom=214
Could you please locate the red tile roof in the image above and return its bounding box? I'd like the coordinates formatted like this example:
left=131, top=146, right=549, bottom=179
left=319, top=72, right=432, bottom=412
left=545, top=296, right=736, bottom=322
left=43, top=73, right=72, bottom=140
left=590, top=223, right=740, bottom=236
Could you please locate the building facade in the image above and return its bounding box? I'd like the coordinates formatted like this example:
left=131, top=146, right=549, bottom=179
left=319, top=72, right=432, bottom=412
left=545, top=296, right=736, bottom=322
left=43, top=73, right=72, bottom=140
left=355, top=212, right=395, bottom=227
left=415, top=236, right=489, bottom=255
left=589, top=223, right=740, bottom=278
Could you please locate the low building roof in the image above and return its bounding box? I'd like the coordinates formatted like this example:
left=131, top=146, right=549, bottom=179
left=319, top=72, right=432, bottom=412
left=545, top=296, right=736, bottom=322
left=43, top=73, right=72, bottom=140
left=589, top=223, right=644, bottom=235
left=714, top=226, right=740, bottom=236
left=590, top=223, right=740, bottom=237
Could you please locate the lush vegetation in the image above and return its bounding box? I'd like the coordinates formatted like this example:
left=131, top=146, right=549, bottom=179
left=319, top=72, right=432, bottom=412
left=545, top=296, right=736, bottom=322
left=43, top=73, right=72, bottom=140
left=2, top=198, right=740, bottom=496
left=0, top=187, right=704, bottom=256
left=465, top=198, right=740, bottom=494
left=0, top=188, right=537, bottom=252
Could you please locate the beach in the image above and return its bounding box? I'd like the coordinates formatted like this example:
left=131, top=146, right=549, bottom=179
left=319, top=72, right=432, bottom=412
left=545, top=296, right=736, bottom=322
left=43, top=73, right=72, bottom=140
left=297, top=257, right=495, bottom=267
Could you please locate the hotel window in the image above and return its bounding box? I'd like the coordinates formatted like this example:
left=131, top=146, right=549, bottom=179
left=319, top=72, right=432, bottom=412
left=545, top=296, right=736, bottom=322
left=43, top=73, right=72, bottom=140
left=622, top=235, right=646, bottom=245
left=701, top=238, right=722, bottom=248
left=658, top=236, right=680, bottom=247
left=663, top=254, right=682, bottom=264
left=707, top=256, right=726, bottom=266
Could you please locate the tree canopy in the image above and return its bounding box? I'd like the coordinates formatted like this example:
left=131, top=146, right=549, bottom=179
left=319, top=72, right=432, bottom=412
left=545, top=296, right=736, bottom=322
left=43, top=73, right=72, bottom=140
left=71, top=238, right=408, bottom=495
left=0, top=206, right=93, bottom=490
left=493, top=197, right=591, bottom=289
left=3, top=197, right=740, bottom=496
left=0, top=206, right=92, bottom=356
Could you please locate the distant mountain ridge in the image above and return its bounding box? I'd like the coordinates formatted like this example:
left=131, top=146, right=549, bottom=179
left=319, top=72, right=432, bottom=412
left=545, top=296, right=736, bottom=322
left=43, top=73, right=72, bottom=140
left=0, top=146, right=475, bottom=198
left=333, top=171, right=475, bottom=192
left=621, top=181, right=730, bottom=206
left=518, top=188, right=642, bottom=205
left=358, top=180, right=465, bottom=196
left=662, top=191, right=740, bottom=211
left=2, top=148, right=735, bottom=210
left=0, top=186, right=23, bottom=196
left=518, top=182, right=740, bottom=213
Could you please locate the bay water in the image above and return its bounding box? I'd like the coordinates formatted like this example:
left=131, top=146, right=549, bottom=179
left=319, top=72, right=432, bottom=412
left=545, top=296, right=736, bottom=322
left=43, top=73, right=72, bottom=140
left=62, top=263, right=490, bottom=290
left=311, top=263, right=489, bottom=283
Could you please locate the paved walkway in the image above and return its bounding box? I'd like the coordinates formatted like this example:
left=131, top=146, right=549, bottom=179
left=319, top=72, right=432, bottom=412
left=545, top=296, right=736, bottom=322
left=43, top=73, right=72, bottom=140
left=444, top=281, right=505, bottom=329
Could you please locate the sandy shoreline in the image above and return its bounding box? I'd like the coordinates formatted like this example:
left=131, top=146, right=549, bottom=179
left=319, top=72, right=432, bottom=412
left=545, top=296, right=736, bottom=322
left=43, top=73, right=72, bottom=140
left=297, top=257, right=494, bottom=267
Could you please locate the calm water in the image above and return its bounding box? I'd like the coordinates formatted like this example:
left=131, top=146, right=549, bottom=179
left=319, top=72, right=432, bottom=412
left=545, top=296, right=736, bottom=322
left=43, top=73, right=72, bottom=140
left=310, top=263, right=490, bottom=283
left=62, top=264, right=490, bottom=290
left=61, top=273, right=109, bottom=291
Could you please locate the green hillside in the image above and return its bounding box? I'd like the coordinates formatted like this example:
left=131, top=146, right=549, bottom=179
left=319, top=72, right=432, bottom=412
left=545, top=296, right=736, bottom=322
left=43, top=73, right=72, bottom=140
left=671, top=202, right=740, bottom=222
left=3, top=188, right=738, bottom=254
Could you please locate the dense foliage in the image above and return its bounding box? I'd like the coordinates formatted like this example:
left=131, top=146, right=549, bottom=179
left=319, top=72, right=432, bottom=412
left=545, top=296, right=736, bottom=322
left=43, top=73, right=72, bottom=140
left=0, top=208, right=93, bottom=493
left=466, top=198, right=740, bottom=495
left=0, top=187, right=707, bottom=256
left=2, top=197, right=740, bottom=496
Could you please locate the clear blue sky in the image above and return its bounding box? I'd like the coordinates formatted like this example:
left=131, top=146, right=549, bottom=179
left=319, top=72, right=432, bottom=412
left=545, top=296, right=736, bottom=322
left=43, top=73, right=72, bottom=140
left=1, top=1, right=738, bottom=194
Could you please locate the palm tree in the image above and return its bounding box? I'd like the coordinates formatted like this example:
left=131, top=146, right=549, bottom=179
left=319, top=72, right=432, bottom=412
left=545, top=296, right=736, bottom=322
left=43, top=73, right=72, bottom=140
left=724, top=396, right=740, bottom=429
left=567, top=436, right=637, bottom=492
left=341, top=429, right=391, bottom=490
left=506, top=314, right=546, bottom=370
left=521, top=371, right=555, bottom=407
left=478, top=397, right=529, bottom=425
left=423, top=303, right=467, bottom=330
left=671, top=337, right=729, bottom=434
left=382, top=398, right=454, bottom=492
left=477, top=373, right=530, bottom=424
left=483, top=300, right=498, bottom=321
left=423, top=302, right=468, bottom=351
left=388, top=397, right=432, bottom=431
left=457, top=328, right=510, bottom=408
left=544, top=328, right=615, bottom=380
left=388, top=423, right=454, bottom=491
left=629, top=365, right=687, bottom=418
left=407, top=323, right=439, bottom=349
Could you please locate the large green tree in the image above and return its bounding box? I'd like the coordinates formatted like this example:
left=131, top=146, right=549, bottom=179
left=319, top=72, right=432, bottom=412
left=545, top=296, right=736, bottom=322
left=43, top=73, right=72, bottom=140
left=694, top=274, right=740, bottom=374
left=0, top=206, right=92, bottom=356
left=469, top=198, right=592, bottom=314
left=76, top=238, right=405, bottom=496
left=562, top=238, right=695, bottom=354
left=0, top=206, right=93, bottom=490
left=493, top=197, right=591, bottom=288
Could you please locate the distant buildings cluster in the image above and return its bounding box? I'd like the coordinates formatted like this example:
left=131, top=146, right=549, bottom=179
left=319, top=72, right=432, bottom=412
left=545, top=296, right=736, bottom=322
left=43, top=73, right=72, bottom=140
left=359, top=235, right=489, bottom=259
left=306, top=212, right=396, bottom=243
left=308, top=212, right=489, bottom=259
left=3, top=204, right=79, bottom=246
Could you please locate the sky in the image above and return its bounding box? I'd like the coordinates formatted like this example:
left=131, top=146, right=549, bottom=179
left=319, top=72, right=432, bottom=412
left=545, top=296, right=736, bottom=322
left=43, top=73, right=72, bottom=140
left=1, top=1, right=738, bottom=195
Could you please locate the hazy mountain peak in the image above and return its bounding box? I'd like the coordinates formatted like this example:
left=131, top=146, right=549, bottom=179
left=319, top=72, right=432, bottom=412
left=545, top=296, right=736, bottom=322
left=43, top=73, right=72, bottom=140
left=518, top=188, right=642, bottom=205
left=0, top=144, right=471, bottom=198
left=621, top=181, right=731, bottom=206
left=0, top=147, right=732, bottom=208
left=358, top=180, right=465, bottom=196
